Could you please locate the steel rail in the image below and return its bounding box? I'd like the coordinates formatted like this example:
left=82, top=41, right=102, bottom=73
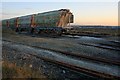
left=2, top=39, right=120, bottom=66
left=78, top=42, right=120, bottom=51
left=29, top=52, right=119, bottom=79
left=2, top=39, right=120, bottom=79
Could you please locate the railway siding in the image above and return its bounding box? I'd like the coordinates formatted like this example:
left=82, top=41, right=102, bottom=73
left=2, top=28, right=120, bottom=79
left=2, top=41, right=120, bottom=78
left=3, top=34, right=120, bottom=63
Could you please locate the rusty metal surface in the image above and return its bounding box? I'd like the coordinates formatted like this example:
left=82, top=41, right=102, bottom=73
left=2, top=9, right=74, bottom=28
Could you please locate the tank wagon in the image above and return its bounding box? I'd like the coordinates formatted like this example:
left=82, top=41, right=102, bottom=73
left=2, top=9, right=73, bottom=35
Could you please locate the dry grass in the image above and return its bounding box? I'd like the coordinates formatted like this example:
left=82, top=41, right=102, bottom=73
left=69, top=28, right=120, bottom=36
left=2, top=27, right=16, bottom=35
left=2, top=61, right=47, bottom=79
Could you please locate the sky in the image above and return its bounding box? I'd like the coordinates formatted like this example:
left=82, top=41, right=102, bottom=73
left=1, top=1, right=119, bottom=26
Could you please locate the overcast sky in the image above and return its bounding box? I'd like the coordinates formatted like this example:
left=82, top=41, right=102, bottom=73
left=1, top=1, right=119, bottom=26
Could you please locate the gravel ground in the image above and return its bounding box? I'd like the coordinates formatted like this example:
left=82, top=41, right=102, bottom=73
left=2, top=29, right=120, bottom=79
left=2, top=41, right=120, bottom=78
left=2, top=42, right=101, bottom=79
left=3, top=33, right=120, bottom=62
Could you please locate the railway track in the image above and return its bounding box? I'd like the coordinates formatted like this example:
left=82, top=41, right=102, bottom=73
left=29, top=53, right=119, bottom=79
left=18, top=31, right=120, bottom=49
left=63, top=34, right=120, bottom=51
left=2, top=39, right=120, bottom=66
left=78, top=42, right=120, bottom=51
left=30, top=33, right=120, bottom=52
left=3, top=39, right=120, bottom=79
left=98, top=42, right=120, bottom=49
left=63, top=32, right=109, bottom=37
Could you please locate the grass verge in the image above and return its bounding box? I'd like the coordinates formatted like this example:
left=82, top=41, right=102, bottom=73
left=2, top=61, right=47, bottom=79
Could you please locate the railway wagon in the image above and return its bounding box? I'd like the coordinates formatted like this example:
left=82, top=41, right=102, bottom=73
left=2, top=9, right=74, bottom=35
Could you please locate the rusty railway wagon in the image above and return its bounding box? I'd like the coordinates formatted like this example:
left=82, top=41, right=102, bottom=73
left=2, top=9, right=74, bottom=35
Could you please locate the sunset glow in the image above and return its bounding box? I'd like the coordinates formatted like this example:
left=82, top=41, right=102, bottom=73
left=1, top=2, right=118, bottom=26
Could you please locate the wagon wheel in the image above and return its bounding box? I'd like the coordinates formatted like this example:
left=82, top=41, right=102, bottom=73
left=15, top=28, right=19, bottom=32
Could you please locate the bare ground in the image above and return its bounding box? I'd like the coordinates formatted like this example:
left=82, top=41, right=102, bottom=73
left=2, top=28, right=120, bottom=79
left=2, top=43, right=98, bottom=80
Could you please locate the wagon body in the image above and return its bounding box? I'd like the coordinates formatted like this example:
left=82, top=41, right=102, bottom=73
left=2, top=9, right=74, bottom=35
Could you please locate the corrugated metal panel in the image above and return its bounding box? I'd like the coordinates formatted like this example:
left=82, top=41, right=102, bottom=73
left=2, top=9, right=74, bottom=28
left=38, top=10, right=61, bottom=16
left=34, top=11, right=61, bottom=27
left=19, top=15, right=31, bottom=24
left=9, top=18, right=15, bottom=25
left=2, top=20, right=7, bottom=25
